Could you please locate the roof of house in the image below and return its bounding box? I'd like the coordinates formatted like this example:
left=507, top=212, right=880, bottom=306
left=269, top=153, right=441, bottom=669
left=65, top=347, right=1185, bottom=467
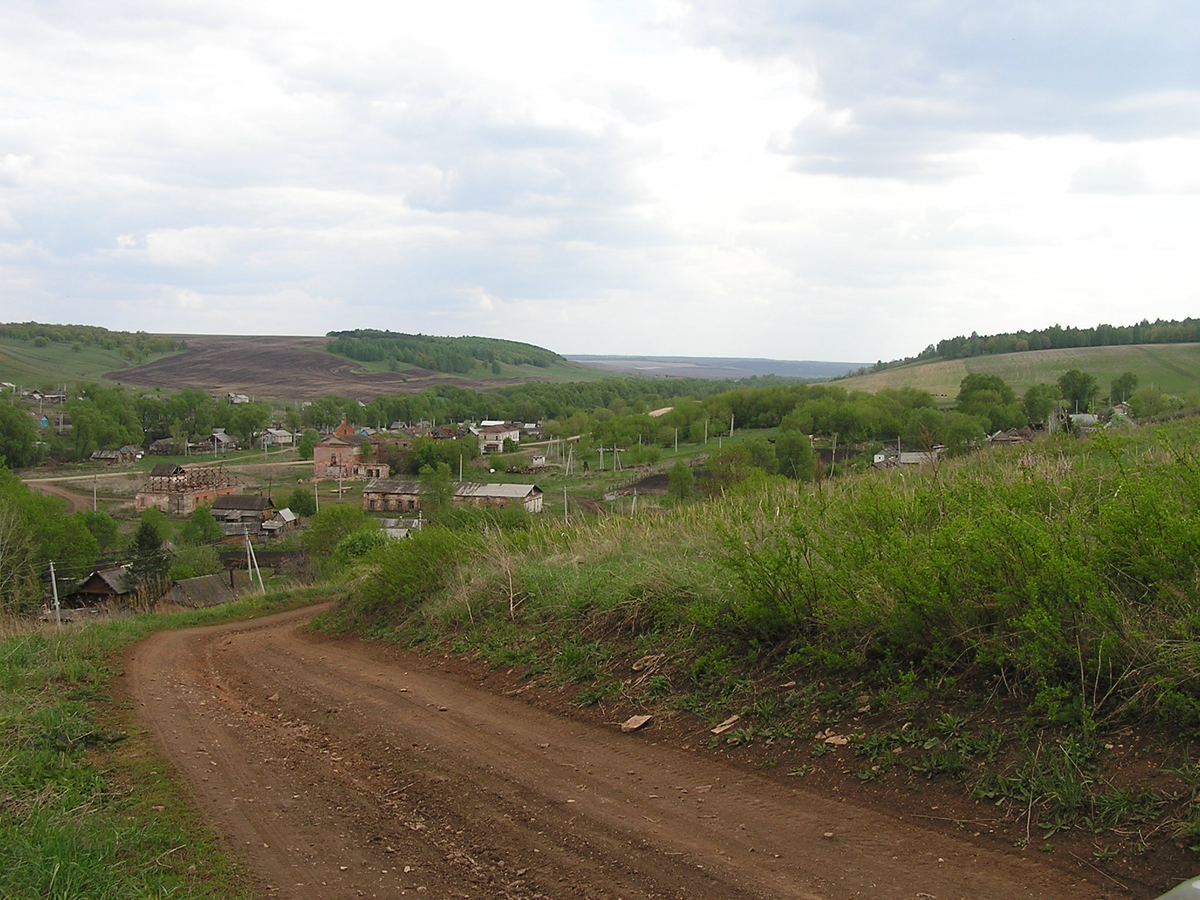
left=479, top=423, right=519, bottom=435
left=150, top=463, right=185, bottom=477
left=76, top=565, right=131, bottom=596
left=454, top=482, right=541, bottom=500
left=169, top=573, right=237, bottom=608
left=276, top=508, right=297, bottom=523
left=319, top=433, right=367, bottom=447
left=90, top=449, right=123, bottom=460
left=363, top=478, right=423, bottom=495
left=211, top=495, right=275, bottom=512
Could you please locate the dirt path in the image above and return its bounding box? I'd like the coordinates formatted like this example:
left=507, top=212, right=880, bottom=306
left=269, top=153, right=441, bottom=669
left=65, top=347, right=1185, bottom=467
left=125, top=606, right=1122, bottom=900
left=27, top=479, right=95, bottom=513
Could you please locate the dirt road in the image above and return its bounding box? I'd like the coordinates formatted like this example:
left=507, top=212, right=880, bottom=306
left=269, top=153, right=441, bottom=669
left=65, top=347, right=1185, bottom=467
left=125, top=606, right=1120, bottom=899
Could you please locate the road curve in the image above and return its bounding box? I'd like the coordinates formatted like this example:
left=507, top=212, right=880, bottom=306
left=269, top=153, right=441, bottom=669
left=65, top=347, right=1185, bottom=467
left=124, top=605, right=1118, bottom=899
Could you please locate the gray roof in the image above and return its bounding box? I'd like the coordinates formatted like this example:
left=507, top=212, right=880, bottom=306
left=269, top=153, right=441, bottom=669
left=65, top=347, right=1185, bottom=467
left=454, top=482, right=541, bottom=500
left=212, top=495, right=275, bottom=511
left=169, top=574, right=237, bottom=608
left=364, top=479, right=423, bottom=494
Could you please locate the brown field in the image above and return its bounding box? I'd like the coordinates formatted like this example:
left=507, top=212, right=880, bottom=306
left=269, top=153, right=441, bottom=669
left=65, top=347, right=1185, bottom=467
left=105, top=335, right=530, bottom=401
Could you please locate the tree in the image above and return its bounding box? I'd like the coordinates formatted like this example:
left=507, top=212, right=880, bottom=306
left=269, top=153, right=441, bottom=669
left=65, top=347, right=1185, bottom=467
left=178, top=506, right=223, bottom=545
left=944, top=412, right=986, bottom=456
left=76, top=509, right=119, bottom=553
left=167, top=545, right=222, bottom=581
left=1023, top=383, right=1060, bottom=426
left=297, top=429, right=320, bottom=461
left=956, top=373, right=1016, bottom=407
left=0, top=405, right=40, bottom=468
left=1057, top=369, right=1099, bottom=412
left=301, top=504, right=371, bottom=570
left=138, top=506, right=173, bottom=545
left=668, top=461, right=694, bottom=500
left=419, top=463, right=454, bottom=522
left=774, top=430, right=814, bottom=481
left=1130, top=385, right=1173, bottom=418
left=1111, top=371, right=1139, bottom=404
left=287, top=486, right=317, bottom=518
left=128, top=520, right=169, bottom=599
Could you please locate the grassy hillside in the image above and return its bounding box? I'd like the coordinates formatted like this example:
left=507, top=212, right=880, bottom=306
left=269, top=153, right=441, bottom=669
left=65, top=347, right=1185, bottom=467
left=318, top=418, right=1200, bottom=874
left=0, top=338, right=178, bottom=388
left=344, top=352, right=608, bottom=384
left=838, top=342, right=1200, bottom=402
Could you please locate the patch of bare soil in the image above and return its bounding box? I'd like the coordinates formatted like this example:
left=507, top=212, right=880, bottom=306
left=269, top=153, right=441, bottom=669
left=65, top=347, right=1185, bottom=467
left=108, top=335, right=529, bottom=401
left=124, top=606, right=1135, bottom=899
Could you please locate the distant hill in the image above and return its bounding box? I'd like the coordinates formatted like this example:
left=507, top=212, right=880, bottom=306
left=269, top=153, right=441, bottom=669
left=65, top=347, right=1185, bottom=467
left=326, top=329, right=565, bottom=375
left=568, top=356, right=865, bottom=380
left=837, top=342, right=1200, bottom=403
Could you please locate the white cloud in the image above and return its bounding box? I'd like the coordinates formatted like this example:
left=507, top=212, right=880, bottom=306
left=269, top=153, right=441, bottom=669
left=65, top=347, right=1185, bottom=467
left=0, top=0, right=1197, bottom=361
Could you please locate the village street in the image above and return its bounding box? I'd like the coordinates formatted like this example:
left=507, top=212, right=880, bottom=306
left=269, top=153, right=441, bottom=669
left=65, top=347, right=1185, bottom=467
left=124, top=606, right=1120, bottom=900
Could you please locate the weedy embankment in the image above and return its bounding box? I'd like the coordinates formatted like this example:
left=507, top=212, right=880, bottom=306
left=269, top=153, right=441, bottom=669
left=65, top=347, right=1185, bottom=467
left=321, top=421, right=1200, bottom=871
left=0, top=588, right=333, bottom=899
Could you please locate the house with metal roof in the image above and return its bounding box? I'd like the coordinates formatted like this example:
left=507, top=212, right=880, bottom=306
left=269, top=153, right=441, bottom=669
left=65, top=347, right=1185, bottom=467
left=362, top=479, right=543, bottom=514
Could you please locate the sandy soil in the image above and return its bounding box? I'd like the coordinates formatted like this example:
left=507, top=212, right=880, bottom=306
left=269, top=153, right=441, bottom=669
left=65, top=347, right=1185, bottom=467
left=107, top=335, right=527, bottom=401
left=124, top=606, right=1124, bottom=900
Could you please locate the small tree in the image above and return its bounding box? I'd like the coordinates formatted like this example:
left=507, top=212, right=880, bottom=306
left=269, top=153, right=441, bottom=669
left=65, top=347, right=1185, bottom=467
left=1111, top=371, right=1139, bottom=404
left=1023, top=383, right=1060, bottom=427
left=419, top=463, right=454, bottom=522
left=76, top=509, right=119, bottom=553
left=1057, top=369, right=1099, bottom=412
left=128, top=520, right=169, bottom=600
left=287, top=486, right=317, bottom=518
left=297, top=429, right=320, bottom=461
left=775, top=431, right=814, bottom=482
left=668, top=461, right=694, bottom=500
left=178, top=506, right=223, bottom=545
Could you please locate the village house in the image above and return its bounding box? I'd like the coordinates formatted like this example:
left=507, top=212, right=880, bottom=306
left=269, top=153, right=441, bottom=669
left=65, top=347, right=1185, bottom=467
left=260, top=507, right=298, bottom=538
left=70, top=566, right=133, bottom=606
left=362, top=479, right=544, bottom=514
left=477, top=423, right=521, bottom=454
left=194, top=429, right=238, bottom=453
left=211, top=495, right=276, bottom=537
left=260, top=428, right=295, bottom=448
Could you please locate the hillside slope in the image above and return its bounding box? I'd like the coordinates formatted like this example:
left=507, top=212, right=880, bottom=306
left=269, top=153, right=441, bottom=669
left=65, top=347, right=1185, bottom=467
left=837, top=341, right=1200, bottom=401
left=106, top=335, right=600, bottom=401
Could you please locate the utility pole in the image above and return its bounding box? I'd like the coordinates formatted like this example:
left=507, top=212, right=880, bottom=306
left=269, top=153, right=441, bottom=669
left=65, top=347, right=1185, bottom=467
left=49, top=561, right=61, bottom=628
left=93, top=475, right=97, bottom=512
left=674, top=428, right=678, bottom=454
left=705, top=418, right=708, bottom=444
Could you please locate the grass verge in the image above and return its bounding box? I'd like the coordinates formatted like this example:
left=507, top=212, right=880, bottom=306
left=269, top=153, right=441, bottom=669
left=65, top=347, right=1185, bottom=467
left=0, top=587, right=335, bottom=899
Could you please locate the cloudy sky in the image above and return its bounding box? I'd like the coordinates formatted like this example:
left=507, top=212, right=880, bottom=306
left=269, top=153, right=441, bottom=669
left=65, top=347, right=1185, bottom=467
left=1, top=1, right=1197, bottom=362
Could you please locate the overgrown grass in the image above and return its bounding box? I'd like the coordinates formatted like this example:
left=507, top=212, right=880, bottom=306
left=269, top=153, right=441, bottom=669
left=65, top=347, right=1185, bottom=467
left=322, top=419, right=1200, bottom=841
left=0, top=587, right=333, bottom=899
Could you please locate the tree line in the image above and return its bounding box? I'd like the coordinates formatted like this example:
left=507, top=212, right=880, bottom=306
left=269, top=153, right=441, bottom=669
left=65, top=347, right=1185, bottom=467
left=850, top=317, right=1200, bottom=375
left=326, top=329, right=563, bottom=374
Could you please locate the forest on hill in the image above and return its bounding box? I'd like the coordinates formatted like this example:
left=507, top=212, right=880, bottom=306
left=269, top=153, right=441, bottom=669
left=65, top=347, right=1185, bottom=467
left=852, top=316, right=1200, bottom=375
left=326, top=329, right=564, bottom=374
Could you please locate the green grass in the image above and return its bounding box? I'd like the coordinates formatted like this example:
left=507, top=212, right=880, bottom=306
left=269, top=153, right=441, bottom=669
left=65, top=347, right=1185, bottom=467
left=321, top=417, right=1200, bottom=846
left=0, top=587, right=332, bottom=899
left=838, top=342, right=1200, bottom=402
left=0, top=338, right=179, bottom=389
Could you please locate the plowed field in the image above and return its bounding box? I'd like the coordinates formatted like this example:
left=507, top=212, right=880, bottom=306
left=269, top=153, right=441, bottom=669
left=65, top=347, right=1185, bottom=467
left=107, top=335, right=521, bottom=401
